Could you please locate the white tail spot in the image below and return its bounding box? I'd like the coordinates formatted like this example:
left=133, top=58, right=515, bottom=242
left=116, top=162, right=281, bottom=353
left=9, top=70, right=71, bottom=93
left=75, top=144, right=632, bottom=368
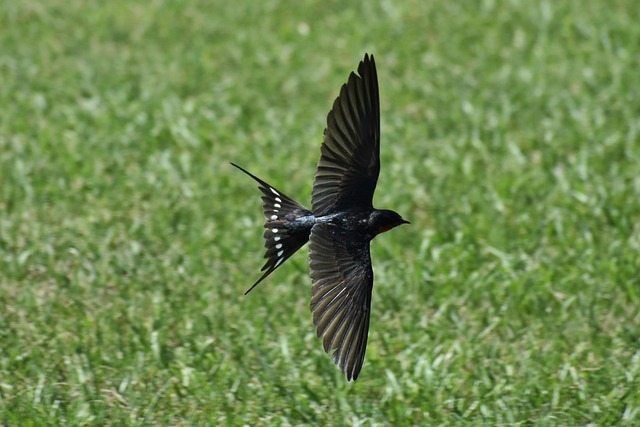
left=274, top=203, right=281, bottom=208
left=274, top=236, right=281, bottom=242
left=275, top=243, right=282, bottom=249
left=270, top=187, right=280, bottom=196
left=272, top=228, right=279, bottom=233
left=275, top=197, right=282, bottom=203
left=270, top=215, right=278, bottom=220
left=277, top=250, right=284, bottom=257
left=275, top=258, right=284, bottom=267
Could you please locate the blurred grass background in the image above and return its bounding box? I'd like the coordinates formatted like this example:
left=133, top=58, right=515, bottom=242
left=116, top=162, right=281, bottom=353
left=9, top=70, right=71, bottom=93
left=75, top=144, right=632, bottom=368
left=1, top=0, right=639, bottom=425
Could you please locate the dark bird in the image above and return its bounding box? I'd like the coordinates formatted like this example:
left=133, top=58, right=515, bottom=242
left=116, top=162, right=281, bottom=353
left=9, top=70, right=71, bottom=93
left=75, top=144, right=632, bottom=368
left=232, top=53, right=409, bottom=381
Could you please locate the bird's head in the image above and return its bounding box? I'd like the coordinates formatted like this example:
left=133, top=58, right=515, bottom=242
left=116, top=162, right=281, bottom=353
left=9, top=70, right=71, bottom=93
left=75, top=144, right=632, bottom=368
left=369, top=209, right=410, bottom=235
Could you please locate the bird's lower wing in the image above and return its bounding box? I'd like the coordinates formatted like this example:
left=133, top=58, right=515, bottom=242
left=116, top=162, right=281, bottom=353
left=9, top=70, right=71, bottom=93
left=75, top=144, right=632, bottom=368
left=308, top=223, right=373, bottom=381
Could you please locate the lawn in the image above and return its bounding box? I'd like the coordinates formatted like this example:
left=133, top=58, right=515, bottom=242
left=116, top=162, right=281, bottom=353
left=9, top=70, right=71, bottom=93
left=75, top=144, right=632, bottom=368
left=1, top=0, right=639, bottom=425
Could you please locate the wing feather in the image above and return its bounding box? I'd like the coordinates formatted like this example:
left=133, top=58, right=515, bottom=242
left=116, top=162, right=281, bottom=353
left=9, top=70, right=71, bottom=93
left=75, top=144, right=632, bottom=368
left=312, top=54, right=381, bottom=215
left=309, top=223, right=373, bottom=381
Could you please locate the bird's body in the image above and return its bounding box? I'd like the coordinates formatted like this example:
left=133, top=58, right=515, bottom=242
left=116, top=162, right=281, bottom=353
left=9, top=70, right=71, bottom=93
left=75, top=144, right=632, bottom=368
left=232, top=54, right=408, bottom=380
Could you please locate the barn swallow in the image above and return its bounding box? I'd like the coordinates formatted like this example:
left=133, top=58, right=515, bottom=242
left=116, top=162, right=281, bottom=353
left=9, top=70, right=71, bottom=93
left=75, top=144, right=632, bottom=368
left=232, top=53, right=408, bottom=380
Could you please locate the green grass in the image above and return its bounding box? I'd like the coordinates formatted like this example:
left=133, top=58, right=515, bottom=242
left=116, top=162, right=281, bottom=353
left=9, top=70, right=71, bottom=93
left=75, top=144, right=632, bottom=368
left=1, top=0, right=639, bottom=425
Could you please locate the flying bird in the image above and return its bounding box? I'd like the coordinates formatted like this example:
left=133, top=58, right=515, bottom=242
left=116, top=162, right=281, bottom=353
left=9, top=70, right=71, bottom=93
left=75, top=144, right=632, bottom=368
left=232, top=53, right=408, bottom=381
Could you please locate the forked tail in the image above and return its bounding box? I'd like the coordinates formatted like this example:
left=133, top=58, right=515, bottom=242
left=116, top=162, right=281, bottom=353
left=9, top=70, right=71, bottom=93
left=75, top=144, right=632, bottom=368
left=231, top=163, right=312, bottom=294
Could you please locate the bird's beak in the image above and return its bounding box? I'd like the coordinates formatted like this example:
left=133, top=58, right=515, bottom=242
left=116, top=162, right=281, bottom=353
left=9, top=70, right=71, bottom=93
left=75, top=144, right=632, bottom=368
left=402, top=219, right=410, bottom=225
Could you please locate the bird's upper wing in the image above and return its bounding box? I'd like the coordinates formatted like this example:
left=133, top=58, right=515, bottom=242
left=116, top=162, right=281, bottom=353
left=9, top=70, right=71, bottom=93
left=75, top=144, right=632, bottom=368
left=312, top=53, right=380, bottom=216
left=308, top=223, right=373, bottom=381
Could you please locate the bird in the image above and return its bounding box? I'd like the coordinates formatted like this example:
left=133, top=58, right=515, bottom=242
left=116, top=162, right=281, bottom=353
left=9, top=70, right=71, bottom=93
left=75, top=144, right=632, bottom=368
left=231, top=53, right=409, bottom=381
